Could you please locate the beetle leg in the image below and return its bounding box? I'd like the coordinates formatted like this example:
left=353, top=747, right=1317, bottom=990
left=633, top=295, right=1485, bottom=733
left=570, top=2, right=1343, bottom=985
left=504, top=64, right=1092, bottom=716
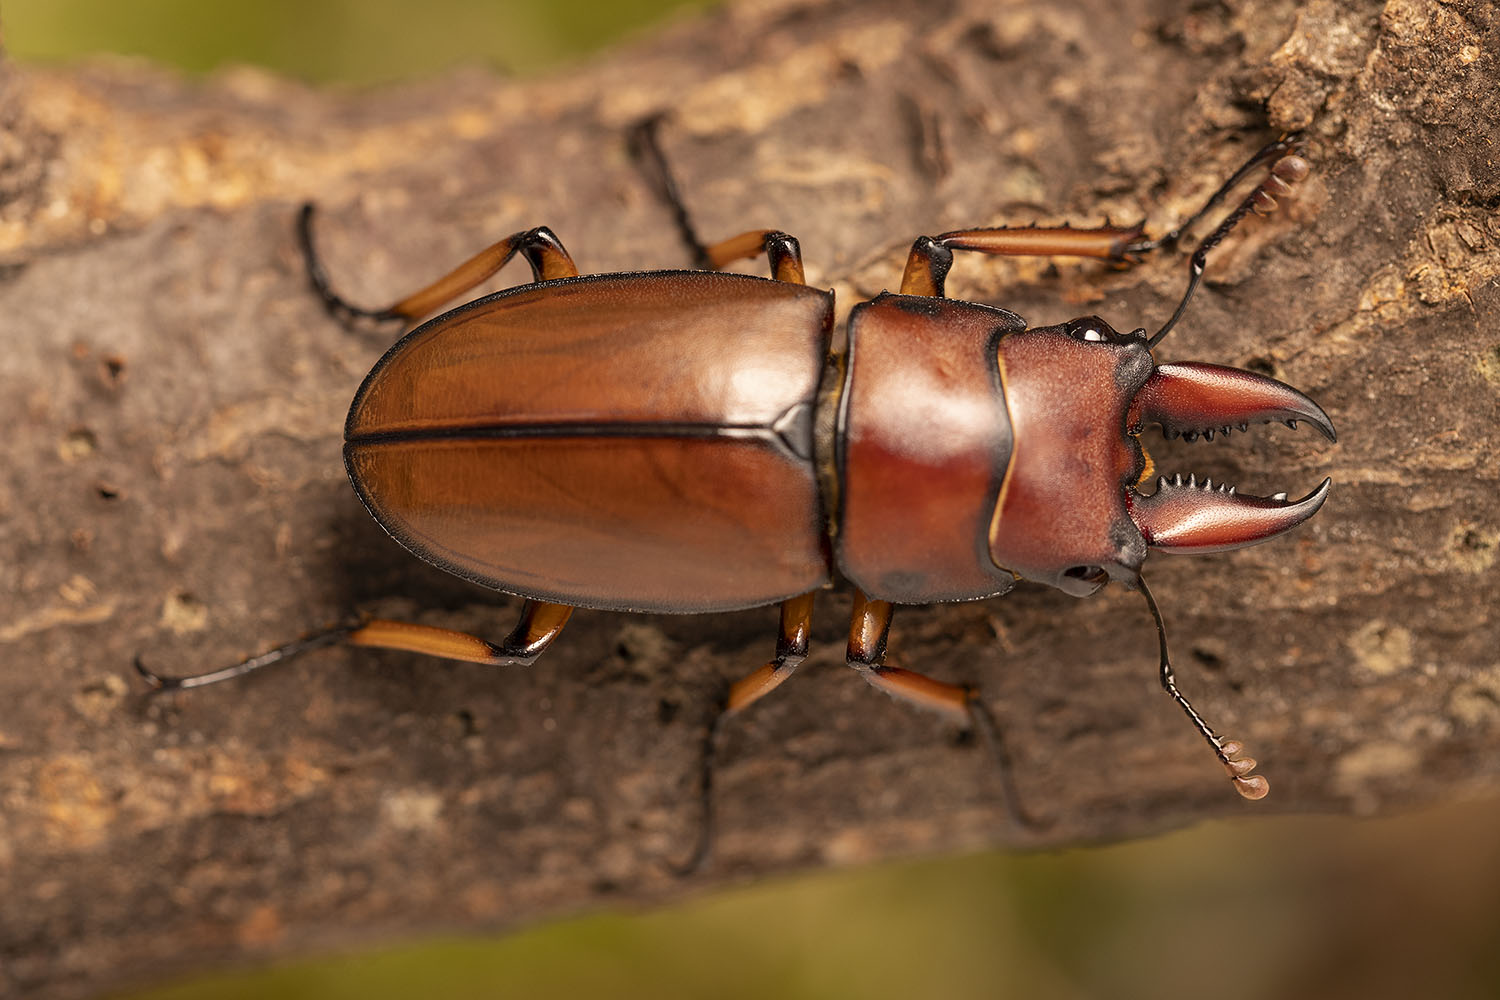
left=844, top=590, right=1043, bottom=831
left=846, top=590, right=969, bottom=721
left=346, top=600, right=574, bottom=666
left=298, top=204, right=579, bottom=327
left=627, top=115, right=806, bottom=284
left=900, top=227, right=1143, bottom=297
left=898, top=133, right=1309, bottom=310
left=133, top=600, right=573, bottom=691
left=701, top=230, right=806, bottom=284
left=724, top=591, right=818, bottom=714
left=676, top=591, right=817, bottom=873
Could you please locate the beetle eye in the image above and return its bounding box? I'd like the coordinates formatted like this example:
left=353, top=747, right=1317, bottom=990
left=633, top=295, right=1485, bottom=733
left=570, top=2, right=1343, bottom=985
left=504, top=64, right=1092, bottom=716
left=1064, top=565, right=1104, bottom=580
left=1064, top=317, right=1114, bottom=343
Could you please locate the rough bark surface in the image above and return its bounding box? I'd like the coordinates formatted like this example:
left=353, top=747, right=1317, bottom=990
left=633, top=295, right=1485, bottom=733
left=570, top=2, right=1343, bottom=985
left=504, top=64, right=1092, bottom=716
left=2, top=0, right=1497, bottom=996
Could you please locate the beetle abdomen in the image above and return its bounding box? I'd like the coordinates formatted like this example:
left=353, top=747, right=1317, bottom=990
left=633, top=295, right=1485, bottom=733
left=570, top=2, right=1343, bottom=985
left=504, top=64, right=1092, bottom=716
left=345, top=271, right=835, bottom=613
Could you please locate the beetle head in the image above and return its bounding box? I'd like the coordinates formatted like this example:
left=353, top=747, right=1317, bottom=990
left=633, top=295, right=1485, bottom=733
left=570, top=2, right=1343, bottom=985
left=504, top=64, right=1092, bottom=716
left=988, top=317, right=1333, bottom=596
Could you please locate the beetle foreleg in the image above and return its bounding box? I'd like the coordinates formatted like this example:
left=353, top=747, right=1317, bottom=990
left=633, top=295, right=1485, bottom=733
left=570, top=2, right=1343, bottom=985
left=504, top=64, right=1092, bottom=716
left=298, top=203, right=578, bottom=328
left=898, top=133, right=1310, bottom=313
left=842, top=591, right=1043, bottom=832
left=845, top=591, right=969, bottom=720
left=1126, top=133, right=1306, bottom=258
left=898, top=226, right=1144, bottom=297
left=1138, top=577, right=1269, bottom=800
left=133, top=600, right=574, bottom=691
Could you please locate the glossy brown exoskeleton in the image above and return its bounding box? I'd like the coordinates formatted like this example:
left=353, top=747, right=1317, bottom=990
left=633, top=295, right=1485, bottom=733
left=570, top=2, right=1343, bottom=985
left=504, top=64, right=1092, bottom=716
left=139, top=130, right=1332, bottom=835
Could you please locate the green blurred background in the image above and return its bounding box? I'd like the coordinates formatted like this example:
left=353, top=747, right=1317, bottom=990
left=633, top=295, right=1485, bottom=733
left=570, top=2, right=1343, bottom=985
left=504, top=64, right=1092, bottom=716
left=8, top=3, right=1500, bottom=998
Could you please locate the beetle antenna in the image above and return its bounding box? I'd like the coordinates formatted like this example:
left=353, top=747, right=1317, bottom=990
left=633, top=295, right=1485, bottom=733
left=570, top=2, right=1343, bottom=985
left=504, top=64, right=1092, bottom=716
left=627, top=114, right=715, bottom=270
left=1140, top=135, right=1309, bottom=347
left=1138, top=577, right=1269, bottom=800
left=134, top=622, right=357, bottom=692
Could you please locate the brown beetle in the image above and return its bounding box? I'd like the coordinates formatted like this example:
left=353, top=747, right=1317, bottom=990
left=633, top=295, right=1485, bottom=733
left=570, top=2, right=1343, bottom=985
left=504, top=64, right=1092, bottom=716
left=139, top=130, right=1331, bottom=816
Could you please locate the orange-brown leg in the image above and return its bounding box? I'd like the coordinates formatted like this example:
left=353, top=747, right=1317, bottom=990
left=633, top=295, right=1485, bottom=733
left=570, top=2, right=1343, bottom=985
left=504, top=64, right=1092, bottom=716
left=898, top=225, right=1148, bottom=297
left=845, top=590, right=971, bottom=722
left=297, top=204, right=580, bottom=327
left=700, top=229, right=806, bottom=284
left=628, top=115, right=806, bottom=285
left=898, top=134, right=1309, bottom=348
left=677, top=591, right=817, bottom=874
left=845, top=590, right=1044, bottom=830
left=724, top=592, right=817, bottom=715
left=135, top=600, right=574, bottom=691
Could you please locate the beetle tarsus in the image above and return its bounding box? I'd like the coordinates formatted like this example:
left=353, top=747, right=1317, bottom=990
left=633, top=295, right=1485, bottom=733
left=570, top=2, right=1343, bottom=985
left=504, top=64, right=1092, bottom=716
left=965, top=693, right=1053, bottom=834
left=132, top=653, right=174, bottom=692
left=628, top=114, right=715, bottom=270
left=297, top=204, right=407, bottom=329
left=132, top=623, right=358, bottom=693
left=669, top=688, right=731, bottom=877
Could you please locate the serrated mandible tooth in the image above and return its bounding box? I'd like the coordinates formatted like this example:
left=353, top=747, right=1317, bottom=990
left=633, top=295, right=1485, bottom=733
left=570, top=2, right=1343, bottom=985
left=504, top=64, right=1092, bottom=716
left=1271, top=491, right=1288, bottom=501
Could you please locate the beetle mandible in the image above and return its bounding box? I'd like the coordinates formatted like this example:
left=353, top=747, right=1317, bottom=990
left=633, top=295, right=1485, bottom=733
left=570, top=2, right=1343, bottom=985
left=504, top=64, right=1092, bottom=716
left=138, top=126, right=1332, bottom=816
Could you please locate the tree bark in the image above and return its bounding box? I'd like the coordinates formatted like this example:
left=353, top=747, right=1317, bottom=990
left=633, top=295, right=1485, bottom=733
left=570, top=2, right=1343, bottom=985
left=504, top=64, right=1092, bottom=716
left=2, top=0, right=1497, bottom=996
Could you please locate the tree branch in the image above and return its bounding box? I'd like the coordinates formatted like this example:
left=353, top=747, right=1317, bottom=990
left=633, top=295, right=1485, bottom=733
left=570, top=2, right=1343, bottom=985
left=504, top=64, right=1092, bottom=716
left=2, top=1, right=1497, bottom=996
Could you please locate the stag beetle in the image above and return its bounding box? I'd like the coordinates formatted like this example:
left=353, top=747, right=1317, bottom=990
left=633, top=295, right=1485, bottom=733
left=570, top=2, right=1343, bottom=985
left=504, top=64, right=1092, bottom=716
left=139, top=126, right=1332, bottom=820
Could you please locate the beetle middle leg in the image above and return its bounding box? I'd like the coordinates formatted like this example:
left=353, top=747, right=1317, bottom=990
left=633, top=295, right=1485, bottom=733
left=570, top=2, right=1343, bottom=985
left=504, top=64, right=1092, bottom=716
left=677, top=591, right=817, bottom=873
left=297, top=205, right=579, bottom=327
left=134, top=599, right=574, bottom=691
left=628, top=115, right=807, bottom=285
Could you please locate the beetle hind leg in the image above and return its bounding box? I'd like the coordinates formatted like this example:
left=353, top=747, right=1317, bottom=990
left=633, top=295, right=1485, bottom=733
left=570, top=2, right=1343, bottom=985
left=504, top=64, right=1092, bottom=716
left=346, top=600, right=574, bottom=667
left=297, top=204, right=580, bottom=328
left=134, top=599, right=574, bottom=692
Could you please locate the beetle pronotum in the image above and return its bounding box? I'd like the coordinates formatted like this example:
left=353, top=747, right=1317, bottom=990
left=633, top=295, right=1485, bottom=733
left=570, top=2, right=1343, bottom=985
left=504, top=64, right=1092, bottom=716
left=139, top=126, right=1331, bottom=845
